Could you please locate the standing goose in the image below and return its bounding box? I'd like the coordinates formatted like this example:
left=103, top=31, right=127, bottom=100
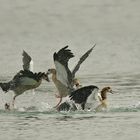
left=47, top=45, right=95, bottom=108
left=0, top=51, right=49, bottom=107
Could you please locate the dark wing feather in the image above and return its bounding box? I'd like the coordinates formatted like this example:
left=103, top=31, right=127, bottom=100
left=0, top=70, right=35, bottom=91
left=57, top=102, right=77, bottom=111
left=0, top=70, right=45, bottom=92
left=22, top=50, right=32, bottom=70
left=72, top=44, right=96, bottom=79
left=70, top=85, right=98, bottom=104
left=13, top=70, right=45, bottom=82
left=53, top=46, right=74, bottom=67
left=53, top=46, right=74, bottom=87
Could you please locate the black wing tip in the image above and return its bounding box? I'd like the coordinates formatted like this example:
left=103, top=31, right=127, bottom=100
left=58, top=45, right=69, bottom=52
left=92, top=43, right=96, bottom=49
left=88, top=85, right=99, bottom=89
left=62, top=46, right=74, bottom=55
left=70, top=85, right=99, bottom=93
left=22, top=50, right=26, bottom=55
left=53, top=45, right=74, bottom=62
left=22, top=50, right=32, bottom=59
left=22, top=50, right=29, bottom=54
left=22, top=50, right=31, bottom=57
left=53, top=52, right=57, bottom=60
left=88, top=44, right=96, bottom=53
left=69, top=85, right=99, bottom=102
left=63, top=45, right=69, bottom=49
left=53, top=45, right=69, bottom=56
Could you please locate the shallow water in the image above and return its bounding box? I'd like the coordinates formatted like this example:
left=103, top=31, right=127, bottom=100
left=0, top=74, right=140, bottom=140
left=0, top=0, right=140, bottom=140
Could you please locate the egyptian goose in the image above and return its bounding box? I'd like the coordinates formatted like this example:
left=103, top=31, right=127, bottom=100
left=0, top=51, right=49, bottom=107
left=57, top=85, right=99, bottom=111
left=95, top=86, right=113, bottom=111
left=47, top=45, right=95, bottom=108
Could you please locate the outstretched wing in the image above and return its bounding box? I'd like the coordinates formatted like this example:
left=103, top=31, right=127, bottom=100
left=72, top=44, right=96, bottom=79
left=53, top=46, right=74, bottom=87
left=22, top=50, right=33, bottom=71
left=70, top=85, right=99, bottom=104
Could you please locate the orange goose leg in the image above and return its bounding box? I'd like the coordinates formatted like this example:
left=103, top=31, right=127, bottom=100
left=54, top=94, right=62, bottom=108
left=12, top=95, right=18, bottom=108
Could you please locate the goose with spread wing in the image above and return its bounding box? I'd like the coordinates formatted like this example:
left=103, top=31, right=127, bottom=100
left=47, top=45, right=95, bottom=108
left=58, top=86, right=114, bottom=111
left=57, top=85, right=99, bottom=111
left=22, top=50, right=34, bottom=71
left=0, top=51, right=49, bottom=107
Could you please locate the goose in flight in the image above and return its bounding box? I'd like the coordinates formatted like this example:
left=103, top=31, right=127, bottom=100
left=0, top=51, right=49, bottom=107
left=47, top=45, right=95, bottom=108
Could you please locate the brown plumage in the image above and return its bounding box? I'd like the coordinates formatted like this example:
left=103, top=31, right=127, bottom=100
left=95, top=86, right=113, bottom=111
left=47, top=46, right=95, bottom=108
left=100, top=87, right=112, bottom=100
left=48, top=68, right=70, bottom=98
left=0, top=70, right=49, bottom=107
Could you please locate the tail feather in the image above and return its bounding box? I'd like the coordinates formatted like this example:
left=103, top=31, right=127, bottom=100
left=0, top=82, right=11, bottom=92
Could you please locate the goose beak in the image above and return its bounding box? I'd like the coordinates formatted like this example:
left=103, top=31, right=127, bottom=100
left=110, top=90, right=114, bottom=94
left=46, top=69, right=51, bottom=75
left=46, top=72, right=50, bottom=75
left=45, top=73, right=50, bottom=82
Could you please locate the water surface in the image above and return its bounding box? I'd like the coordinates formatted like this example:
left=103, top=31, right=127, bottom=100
left=0, top=0, right=140, bottom=140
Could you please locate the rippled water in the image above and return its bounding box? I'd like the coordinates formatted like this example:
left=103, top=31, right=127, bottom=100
left=0, top=0, right=140, bottom=140
left=0, top=74, right=140, bottom=140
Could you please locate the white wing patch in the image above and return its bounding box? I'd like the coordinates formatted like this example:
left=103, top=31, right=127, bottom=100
left=29, top=60, right=34, bottom=72
left=29, top=59, right=35, bottom=94
left=20, top=77, right=37, bottom=86
left=86, top=88, right=99, bottom=110
left=86, top=88, right=99, bottom=103
left=54, top=61, right=69, bottom=87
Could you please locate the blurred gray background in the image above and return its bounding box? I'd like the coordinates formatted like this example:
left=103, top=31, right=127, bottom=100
left=0, top=0, right=140, bottom=76
left=0, top=1, right=140, bottom=140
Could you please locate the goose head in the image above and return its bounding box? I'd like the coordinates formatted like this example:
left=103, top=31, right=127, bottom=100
left=100, top=86, right=113, bottom=100
left=101, top=87, right=113, bottom=94
left=46, top=68, right=56, bottom=75
left=73, top=78, right=82, bottom=89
